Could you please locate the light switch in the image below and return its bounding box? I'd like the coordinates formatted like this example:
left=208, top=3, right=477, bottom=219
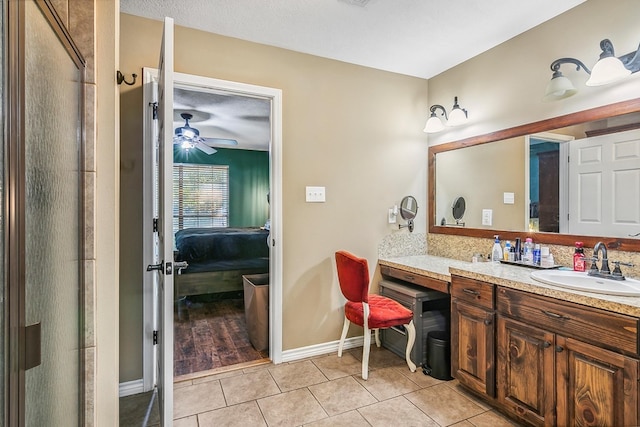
left=482, top=209, right=493, bottom=226
left=305, top=186, right=326, bottom=202
left=503, top=192, right=515, bottom=204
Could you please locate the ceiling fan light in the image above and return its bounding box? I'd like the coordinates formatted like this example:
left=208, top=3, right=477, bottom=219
left=424, top=116, right=445, bottom=133
left=586, top=56, right=631, bottom=86
left=543, top=74, right=578, bottom=101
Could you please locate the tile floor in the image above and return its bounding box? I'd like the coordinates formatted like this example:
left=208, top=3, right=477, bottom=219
left=120, top=347, right=524, bottom=427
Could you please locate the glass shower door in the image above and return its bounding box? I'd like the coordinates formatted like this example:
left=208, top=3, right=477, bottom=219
left=23, top=1, right=82, bottom=424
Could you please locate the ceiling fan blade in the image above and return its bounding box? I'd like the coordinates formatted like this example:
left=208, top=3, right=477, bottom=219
left=195, top=142, right=217, bottom=155
left=202, top=138, right=239, bottom=146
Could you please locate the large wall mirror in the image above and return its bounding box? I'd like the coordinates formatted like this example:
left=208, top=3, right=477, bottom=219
left=428, top=98, right=640, bottom=251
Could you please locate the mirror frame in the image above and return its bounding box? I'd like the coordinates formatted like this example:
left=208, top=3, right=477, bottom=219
left=428, top=98, right=640, bottom=251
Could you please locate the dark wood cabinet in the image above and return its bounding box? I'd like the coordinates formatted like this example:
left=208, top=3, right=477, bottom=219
left=450, top=275, right=640, bottom=427
left=497, top=316, right=555, bottom=426
left=451, top=276, right=495, bottom=397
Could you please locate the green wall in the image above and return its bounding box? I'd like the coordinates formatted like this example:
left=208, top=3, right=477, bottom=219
left=174, top=146, right=269, bottom=227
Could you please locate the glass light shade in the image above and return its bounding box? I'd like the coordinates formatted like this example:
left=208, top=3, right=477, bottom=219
left=543, top=74, right=578, bottom=101
left=423, top=116, right=445, bottom=133
left=586, top=56, right=631, bottom=86
left=446, top=107, right=467, bottom=127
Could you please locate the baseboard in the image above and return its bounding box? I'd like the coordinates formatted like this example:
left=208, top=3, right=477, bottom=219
left=119, top=379, right=145, bottom=397
left=121, top=336, right=366, bottom=395
left=281, top=335, right=365, bottom=363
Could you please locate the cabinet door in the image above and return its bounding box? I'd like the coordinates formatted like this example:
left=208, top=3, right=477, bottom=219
left=451, top=299, right=495, bottom=397
left=556, top=336, right=639, bottom=427
left=497, top=316, right=555, bottom=426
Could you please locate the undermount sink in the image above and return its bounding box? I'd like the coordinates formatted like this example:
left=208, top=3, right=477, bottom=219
left=530, top=270, right=640, bottom=297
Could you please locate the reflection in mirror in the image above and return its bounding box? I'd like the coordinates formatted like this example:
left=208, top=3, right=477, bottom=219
left=399, top=196, right=418, bottom=232
left=429, top=99, right=640, bottom=251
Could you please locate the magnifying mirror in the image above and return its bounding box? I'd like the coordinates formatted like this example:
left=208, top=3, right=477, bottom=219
left=452, top=196, right=466, bottom=226
left=398, top=196, right=418, bottom=232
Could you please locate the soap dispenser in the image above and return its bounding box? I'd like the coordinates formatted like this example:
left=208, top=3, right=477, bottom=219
left=492, top=235, right=502, bottom=263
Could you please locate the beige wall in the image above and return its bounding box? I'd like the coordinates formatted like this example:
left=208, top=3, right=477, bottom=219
left=436, top=136, right=526, bottom=230
left=427, top=0, right=640, bottom=262
left=427, top=0, right=640, bottom=148
left=119, top=14, right=429, bottom=381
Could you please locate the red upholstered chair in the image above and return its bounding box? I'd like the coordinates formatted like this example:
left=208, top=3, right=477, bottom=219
left=335, top=250, right=416, bottom=380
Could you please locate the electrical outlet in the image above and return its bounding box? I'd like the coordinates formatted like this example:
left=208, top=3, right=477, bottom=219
left=388, top=208, right=397, bottom=224
left=482, top=209, right=493, bottom=226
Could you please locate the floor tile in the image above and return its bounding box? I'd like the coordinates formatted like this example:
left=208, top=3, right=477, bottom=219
left=173, top=379, right=226, bottom=419
left=355, top=367, right=420, bottom=401
left=303, top=409, right=371, bottom=426
left=312, top=352, right=362, bottom=380
left=220, top=368, right=280, bottom=406
left=358, top=396, right=439, bottom=427
left=198, top=401, right=267, bottom=427
left=258, top=388, right=328, bottom=426
left=405, top=383, right=485, bottom=426
left=173, top=415, right=198, bottom=427
left=401, top=368, right=447, bottom=388
left=466, top=410, right=525, bottom=426
left=350, top=345, right=408, bottom=370
left=309, top=375, right=377, bottom=416
left=269, top=360, right=328, bottom=392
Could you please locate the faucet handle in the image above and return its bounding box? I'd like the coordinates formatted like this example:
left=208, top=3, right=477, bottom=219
left=587, top=256, right=599, bottom=273
left=611, top=260, right=634, bottom=277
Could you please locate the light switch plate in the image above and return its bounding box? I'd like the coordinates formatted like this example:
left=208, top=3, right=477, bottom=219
left=388, top=208, right=397, bottom=224
left=305, top=186, right=326, bottom=202
left=482, top=209, right=493, bottom=226
left=503, top=192, right=515, bottom=204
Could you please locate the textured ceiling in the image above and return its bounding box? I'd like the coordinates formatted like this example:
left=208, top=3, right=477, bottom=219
left=123, top=0, right=586, bottom=151
left=121, top=0, right=585, bottom=79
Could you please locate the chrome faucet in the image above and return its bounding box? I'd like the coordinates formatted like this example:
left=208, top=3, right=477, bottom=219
left=588, top=242, right=634, bottom=281
left=589, top=242, right=610, bottom=276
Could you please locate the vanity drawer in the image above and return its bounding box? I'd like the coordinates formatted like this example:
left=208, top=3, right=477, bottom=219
left=497, top=287, right=639, bottom=355
left=380, top=266, right=449, bottom=294
left=450, top=275, right=495, bottom=310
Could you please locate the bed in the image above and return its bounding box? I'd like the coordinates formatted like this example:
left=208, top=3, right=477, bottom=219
left=174, top=227, right=270, bottom=298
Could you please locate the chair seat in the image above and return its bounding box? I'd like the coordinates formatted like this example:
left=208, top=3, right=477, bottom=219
left=345, top=294, right=413, bottom=329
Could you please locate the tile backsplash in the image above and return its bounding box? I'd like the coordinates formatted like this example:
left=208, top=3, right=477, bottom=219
left=427, top=233, right=640, bottom=279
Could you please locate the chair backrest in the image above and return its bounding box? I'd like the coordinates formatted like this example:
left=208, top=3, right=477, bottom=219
left=335, top=250, right=370, bottom=303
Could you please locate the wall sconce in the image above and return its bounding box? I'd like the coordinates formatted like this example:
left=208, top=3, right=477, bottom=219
left=544, top=38, right=640, bottom=101
left=423, top=96, right=469, bottom=133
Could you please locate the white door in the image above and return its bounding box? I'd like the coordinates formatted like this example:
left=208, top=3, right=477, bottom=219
left=153, top=17, right=175, bottom=425
left=569, top=129, right=640, bottom=238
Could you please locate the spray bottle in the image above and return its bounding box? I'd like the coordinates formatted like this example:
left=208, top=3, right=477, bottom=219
left=492, top=235, right=502, bottom=263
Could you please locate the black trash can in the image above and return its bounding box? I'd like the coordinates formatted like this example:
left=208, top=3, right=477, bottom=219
left=424, top=330, right=452, bottom=380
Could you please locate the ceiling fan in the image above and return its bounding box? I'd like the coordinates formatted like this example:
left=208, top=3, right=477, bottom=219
left=173, top=112, right=238, bottom=155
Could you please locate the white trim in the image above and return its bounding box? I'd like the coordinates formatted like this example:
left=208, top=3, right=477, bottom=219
left=281, top=336, right=366, bottom=363
left=119, top=379, right=145, bottom=397
left=141, top=70, right=284, bottom=386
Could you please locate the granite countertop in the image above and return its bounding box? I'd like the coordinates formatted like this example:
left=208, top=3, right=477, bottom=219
left=379, top=255, right=640, bottom=318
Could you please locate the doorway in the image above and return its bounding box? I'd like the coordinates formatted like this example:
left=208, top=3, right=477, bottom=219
left=141, top=69, right=283, bottom=388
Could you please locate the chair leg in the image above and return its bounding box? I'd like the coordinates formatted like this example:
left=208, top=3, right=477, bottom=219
left=338, top=316, right=350, bottom=357
left=374, top=328, right=381, bottom=347
left=404, top=320, right=417, bottom=373
left=362, top=324, right=371, bottom=380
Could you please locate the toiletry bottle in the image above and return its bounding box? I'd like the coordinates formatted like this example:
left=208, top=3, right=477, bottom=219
left=540, top=246, right=554, bottom=267
left=573, top=242, right=586, bottom=272
left=503, top=240, right=511, bottom=261
left=514, top=238, right=521, bottom=261
left=492, top=235, right=502, bottom=263
left=533, top=244, right=541, bottom=265
left=523, top=238, right=534, bottom=264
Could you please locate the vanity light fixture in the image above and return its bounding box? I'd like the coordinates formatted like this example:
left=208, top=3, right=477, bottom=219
left=544, top=38, right=640, bottom=102
left=423, top=96, right=469, bottom=133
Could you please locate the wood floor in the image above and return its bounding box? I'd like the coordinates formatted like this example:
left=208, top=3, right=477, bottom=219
left=174, top=293, right=269, bottom=377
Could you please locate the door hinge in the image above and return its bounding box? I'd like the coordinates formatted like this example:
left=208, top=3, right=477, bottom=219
left=153, top=330, right=158, bottom=345
left=152, top=217, right=158, bottom=232
left=150, top=102, right=158, bottom=120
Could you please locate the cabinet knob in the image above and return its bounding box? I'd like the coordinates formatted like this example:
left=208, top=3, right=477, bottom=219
left=484, top=318, right=492, bottom=326
left=555, top=345, right=564, bottom=353
left=543, top=341, right=551, bottom=348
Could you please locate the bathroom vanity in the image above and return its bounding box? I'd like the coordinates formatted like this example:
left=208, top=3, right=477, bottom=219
left=378, top=255, right=640, bottom=427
